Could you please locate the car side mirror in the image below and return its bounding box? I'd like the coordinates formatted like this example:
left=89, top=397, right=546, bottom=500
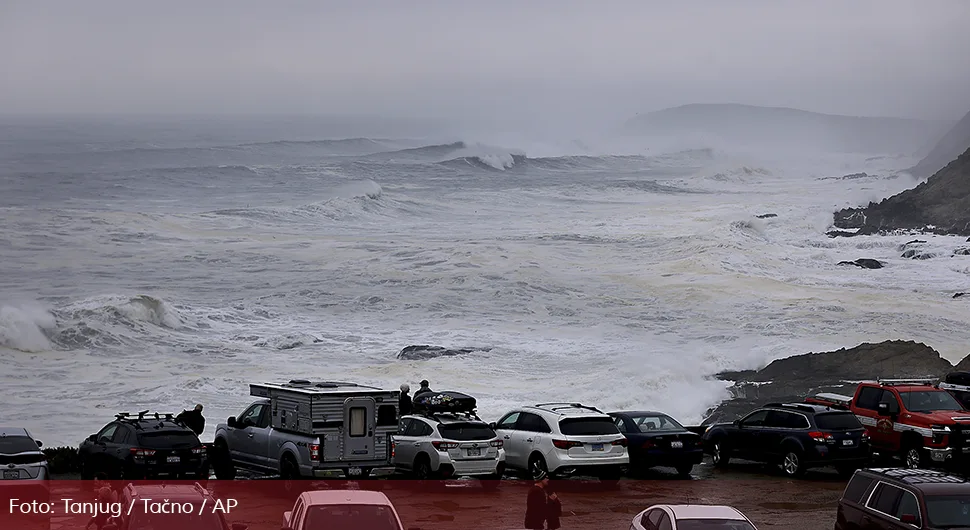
left=733, top=419, right=741, bottom=426
left=87, top=434, right=97, bottom=442
left=35, top=440, right=42, bottom=448
left=231, top=524, right=248, bottom=530
left=228, top=417, right=237, bottom=427
left=900, top=513, right=918, bottom=524
left=488, top=422, right=497, bottom=430
left=877, top=402, right=891, bottom=416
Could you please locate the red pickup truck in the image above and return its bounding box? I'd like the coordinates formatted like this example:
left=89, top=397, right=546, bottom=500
left=807, top=378, right=970, bottom=469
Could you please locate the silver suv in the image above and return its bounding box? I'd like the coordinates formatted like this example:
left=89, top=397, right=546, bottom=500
left=392, top=412, right=506, bottom=485
left=0, top=427, right=49, bottom=481
left=491, top=403, right=629, bottom=481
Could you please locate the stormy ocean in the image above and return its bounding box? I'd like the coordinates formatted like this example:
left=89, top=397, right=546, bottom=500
left=2, top=115, right=970, bottom=446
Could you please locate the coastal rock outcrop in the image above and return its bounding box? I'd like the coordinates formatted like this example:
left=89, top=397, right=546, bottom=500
left=832, top=146, right=970, bottom=236
left=907, top=110, right=970, bottom=179
left=704, top=340, right=960, bottom=424
left=837, top=258, right=884, bottom=269
left=397, top=344, right=490, bottom=360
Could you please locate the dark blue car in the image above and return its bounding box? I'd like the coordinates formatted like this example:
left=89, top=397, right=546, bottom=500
left=608, top=411, right=704, bottom=476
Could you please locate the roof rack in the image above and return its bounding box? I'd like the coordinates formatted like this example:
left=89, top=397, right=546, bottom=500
left=766, top=403, right=820, bottom=412
left=806, top=393, right=853, bottom=408
left=116, top=411, right=178, bottom=423
left=534, top=403, right=605, bottom=414
left=876, top=378, right=938, bottom=387
left=939, top=382, right=970, bottom=393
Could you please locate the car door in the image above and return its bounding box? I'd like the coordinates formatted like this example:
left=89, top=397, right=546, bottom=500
left=402, top=419, right=433, bottom=468
left=249, top=405, right=274, bottom=470
left=87, top=423, right=120, bottom=470
left=392, top=418, right=414, bottom=468
left=733, top=410, right=769, bottom=460
left=516, top=413, right=550, bottom=462
left=228, top=403, right=266, bottom=466
left=493, top=412, right=522, bottom=467
left=760, top=410, right=798, bottom=461
left=861, top=481, right=910, bottom=530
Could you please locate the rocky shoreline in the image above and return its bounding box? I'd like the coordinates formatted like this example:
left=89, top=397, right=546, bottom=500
left=702, top=340, right=970, bottom=424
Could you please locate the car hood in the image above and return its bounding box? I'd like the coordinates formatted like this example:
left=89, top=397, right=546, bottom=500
left=913, top=411, right=970, bottom=424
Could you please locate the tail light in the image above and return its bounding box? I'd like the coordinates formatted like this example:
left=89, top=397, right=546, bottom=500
left=489, top=440, right=503, bottom=448
left=809, top=431, right=835, bottom=444
left=862, top=430, right=870, bottom=442
left=552, top=440, right=582, bottom=450
left=432, top=441, right=459, bottom=451
left=612, top=438, right=627, bottom=447
left=191, top=446, right=205, bottom=455
left=309, top=444, right=320, bottom=461
left=390, top=442, right=395, bottom=459
left=130, top=448, right=156, bottom=457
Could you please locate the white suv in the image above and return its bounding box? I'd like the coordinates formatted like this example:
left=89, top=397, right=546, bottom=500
left=490, top=403, right=628, bottom=481
left=392, top=412, right=506, bottom=486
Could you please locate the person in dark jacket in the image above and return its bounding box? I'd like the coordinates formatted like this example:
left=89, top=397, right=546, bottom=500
left=176, top=404, right=205, bottom=436
left=546, top=486, right=562, bottom=530
left=399, top=384, right=412, bottom=416
left=413, top=380, right=433, bottom=398
left=524, top=477, right=550, bottom=529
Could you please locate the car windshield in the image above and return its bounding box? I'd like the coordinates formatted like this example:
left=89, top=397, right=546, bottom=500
left=137, top=431, right=200, bottom=449
left=814, top=412, right=862, bottom=431
left=438, top=423, right=496, bottom=441
left=558, top=418, right=620, bottom=436
left=128, top=509, right=226, bottom=530
left=0, top=436, right=40, bottom=454
left=303, top=505, right=402, bottom=530
left=926, top=494, right=970, bottom=527
left=677, top=519, right=757, bottom=530
left=899, top=391, right=965, bottom=412
left=630, top=414, right=684, bottom=432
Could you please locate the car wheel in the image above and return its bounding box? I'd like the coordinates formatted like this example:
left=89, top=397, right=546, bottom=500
left=80, top=457, right=94, bottom=480
left=781, top=449, right=805, bottom=477
left=212, top=441, right=236, bottom=480
left=675, top=464, right=693, bottom=477
left=904, top=447, right=923, bottom=469
left=413, top=456, right=433, bottom=480
left=528, top=454, right=548, bottom=480
left=712, top=440, right=730, bottom=468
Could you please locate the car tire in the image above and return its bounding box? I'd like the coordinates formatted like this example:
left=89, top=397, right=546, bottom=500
left=675, top=464, right=693, bottom=477
left=711, top=440, right=731, bottom=468
left=903, top=445, right=923, bottom=469
left=80, top=458, right=94, bottom=480
left=413, top=455, right=433, bottom=480
left=212, top=441, right=236, bottom=480
left=528, top=453, right=548, bottom=480
left=781, top=448, right=805, bottom=478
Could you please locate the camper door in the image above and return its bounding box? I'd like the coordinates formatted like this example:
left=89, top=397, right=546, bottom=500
left=343, top=396, right=377, bottom=460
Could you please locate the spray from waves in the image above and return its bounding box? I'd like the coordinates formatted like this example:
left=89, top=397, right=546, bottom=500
left=0, top=303, right=58, bottom=352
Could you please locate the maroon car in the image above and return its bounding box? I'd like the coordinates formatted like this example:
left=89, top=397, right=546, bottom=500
left=836, top=467, right=970, bottom=529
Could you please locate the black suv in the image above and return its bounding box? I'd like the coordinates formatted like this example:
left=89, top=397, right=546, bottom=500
left=78, top=411, right=209, bottom=479
left=836, top=467, right=970, bottom=529
left=701, top=402, right=871, bottom=477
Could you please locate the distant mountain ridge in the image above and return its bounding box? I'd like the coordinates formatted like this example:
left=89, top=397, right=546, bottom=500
left=622, top=103, right=953, bottom=154
left=906, top=109, right=970, bottom=178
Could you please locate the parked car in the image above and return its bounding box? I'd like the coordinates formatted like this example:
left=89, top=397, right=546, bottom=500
left=609, top=411, right=704, bottom=476
left=78, top=411, right=209, bottom=479
left=0, top=427, right=49, bottom=481
left=631, top=504, right=758, bottom=529
left=281, top=490, right=412, bottom=530
left=701, top=402, right=870, bottom=477
left=835, top=467, right=970, bottom=529
left=103, top=482, right=247, bottom=530
left=392, top=410, right=505, bottom=486
left=490, top=402, right=628, bottom=481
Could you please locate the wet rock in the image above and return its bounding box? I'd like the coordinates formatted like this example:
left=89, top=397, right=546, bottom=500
left=955, top=293, right=967, bottom=299
left=756, top=213, right=778, bottom=219
left=837, top=258, right=884, bottom=269
left=704, top=340, right=955, bottom=424
left=955, top=248, right=970, bottom=256
left=397, top=344, right=490, bottom=360
left=902, top=249, right=936, bottom=260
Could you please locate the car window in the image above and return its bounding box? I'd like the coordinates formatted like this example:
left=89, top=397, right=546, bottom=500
left=111, top=425, right=131, bottom=444
left=925, top=495, right=970, bottom=527
left=641, top=508, right=663, bottom=529
left=496, top=412, right=520, bottom=430
left=740, top=410, right=769, bottom=427
left=613, top=416, right=628, bottom=433
left=136, top=430, right=200, bottom=449
left=558, top=417, right=619, bottom=436
left=841, top=473, right=875, bottom=504
left=764, top=410, right=791, bottom=428
left=0, top=436, right=40, bottom=454
left=398, top=418, right=412, bottom=435
left=899, top=391, right=964, bottom=413
left=815, top=412, right=862, bottom=431
left=856, top=387, right=882, bottom=410
left=438, top=423, right=496, bottom=441
left=676, top=521, right=756, bottom=530
left=657, top=512, right=672, bottom=530
left=519, top=413, right=552, bottom=433
left=894, top=490, right=921, bottom=526
left=879, top=390, right=900, bottom=413
left=239, top=404, right=265, bottom=426
left=97, top=423, right=119, bottom=442
left=303, top=504, right=402, bottom=530
left=404, top=419, right=430, bottom=437
left=867, top=482, right=904, bottom=516
left=630, top=414, right=684, bottom=432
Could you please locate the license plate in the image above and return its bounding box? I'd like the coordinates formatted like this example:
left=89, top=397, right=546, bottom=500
left=347, top=467, right=362, bottom=476
left=842, top=439, right=854, bottom=446
left=3, top=470, right=19, bottom=479
left=591, top=444, right=604, bottom=451
left=671, top=441, right=683, bottom=449
left=167, top=456, right=180, bottom=463
left=468, top=447, right=481, bottom=457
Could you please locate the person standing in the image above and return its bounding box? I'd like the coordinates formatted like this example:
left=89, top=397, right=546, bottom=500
left=413, top=380, right=433, bottom=398
left=399, top=384, right=412, bottom=416
left=176, top=404, right=205, bottom=436
left=524, top=477, right=549, bottom=529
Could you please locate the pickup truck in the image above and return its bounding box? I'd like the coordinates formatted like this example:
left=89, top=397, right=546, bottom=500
left=807, top=378, right=970, bottom=469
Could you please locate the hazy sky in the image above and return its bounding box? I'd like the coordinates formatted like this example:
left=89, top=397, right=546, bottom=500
left=2, top=0, right=969, bottom=127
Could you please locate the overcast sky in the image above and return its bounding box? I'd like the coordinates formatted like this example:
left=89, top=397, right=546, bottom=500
left=1, top=0, right=969, bottom=127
